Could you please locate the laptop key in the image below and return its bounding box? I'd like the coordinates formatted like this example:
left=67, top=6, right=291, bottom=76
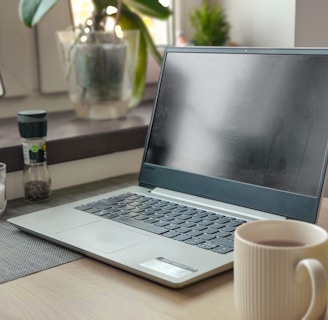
left=165, top=224, right=181, bottom=230
left=182, top=222, right=196, bottom=229
left=211, top=237, right=234, bottom=248
left=155, top=221, right=170, bottom=227
left=126, top=207, right=144, bottom=213
left=84, top=207, right=101, bottom=214
left=185, top=237, right=205, bottom=245
left=163, top=231, right=180, bottom=238
left=113, top=216, right=167, bottom=235
left=94, top=203, right=113, bottom=210
left=204, top=228, right=220, bottom=234
left=194, top=212, right=208, bottom=219
left=222, top=227, right=236, bottom=233
left=212, top=246, right=234, bottom=254
left=174, top=234, right=192, bottom=241
left=188, top=217, right=203, bottom=223
left=166, top=211, right=181, bottom=218
left=198, top=242, right=217, bottom=250
left=178, top=214, right=192, bottom=220
left=102, top=212, right=120, bottom=219
left=124, top=212, right=139, bottom=218
left=200, top=234, right=216, bottom=241
left=192, top=225, right=208, bottom=231
left=187, top=230, right=203, bottom=237
left=170, top=219, right=185, bottom=225
left=216, top=231, right=231, bottom=238
left=134, top=215, right=149, bottom=221
left=160, top=216, right=175, bottom=222
left=217, top=217, right=231, bottom=224
left=143, top=217, right=160, bottom=224
left=176, top=226, right=191, bottom=234
left=226, top=219, right=246, bottom=227
left=205, top=214, right=221, bottom=221
left=198, top=220, right=214, bottom=226
left=211, top=222, right=225, bottom=229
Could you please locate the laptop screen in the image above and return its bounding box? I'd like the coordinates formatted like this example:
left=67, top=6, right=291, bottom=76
left=140, top=47, right=328, bottom=222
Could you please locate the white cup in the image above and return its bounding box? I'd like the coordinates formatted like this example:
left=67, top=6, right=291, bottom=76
left=0, top=162, right=6, bottom=215
left=234, top=220, right=328, bottom=320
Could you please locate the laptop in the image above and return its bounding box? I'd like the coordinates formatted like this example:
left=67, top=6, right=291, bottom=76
left=8, top=47, right=328, bottom=288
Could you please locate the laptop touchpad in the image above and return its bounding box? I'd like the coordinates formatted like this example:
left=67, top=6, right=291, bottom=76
left=56, top=220, right=150, bottom=254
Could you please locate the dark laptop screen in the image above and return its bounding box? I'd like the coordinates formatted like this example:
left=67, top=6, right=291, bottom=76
left=140, top=47, right=328, bottom=222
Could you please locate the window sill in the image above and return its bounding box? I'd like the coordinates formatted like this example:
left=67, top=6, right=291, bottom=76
left=1, top=101, right=153, bottom=173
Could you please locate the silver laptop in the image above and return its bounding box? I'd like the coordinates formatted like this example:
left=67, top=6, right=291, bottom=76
left=8, top=47, right=328, bottom=288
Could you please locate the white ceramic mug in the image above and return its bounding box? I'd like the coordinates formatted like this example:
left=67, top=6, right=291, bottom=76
left=234, top=220, right=328, bottom=320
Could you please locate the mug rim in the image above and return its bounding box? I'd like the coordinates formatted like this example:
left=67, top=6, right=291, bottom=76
left=235, top=219, right=328, bottom=248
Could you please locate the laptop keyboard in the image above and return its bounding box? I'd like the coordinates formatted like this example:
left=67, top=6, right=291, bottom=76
left=74, top=192, right=247, bottom=254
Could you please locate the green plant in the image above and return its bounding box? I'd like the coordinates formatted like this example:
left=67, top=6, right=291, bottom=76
left=19, top=0, right=171, bottom=107
left=190, top=0, right=229, bottom=46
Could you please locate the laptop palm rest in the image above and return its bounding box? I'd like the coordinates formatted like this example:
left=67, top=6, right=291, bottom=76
left=55, top=221, right=150, bottom=254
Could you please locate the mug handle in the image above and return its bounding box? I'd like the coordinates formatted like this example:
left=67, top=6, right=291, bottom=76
left=295, top=258, right=328, bottom=320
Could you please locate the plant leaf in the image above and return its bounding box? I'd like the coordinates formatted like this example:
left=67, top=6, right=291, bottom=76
left=124, top=0, right=171, bottom=19
left=19, top=0, right=58, bottom=27
left=119, top=7, right=165, bottom=107
left=119, top=9, right=148, bottom=108
left=92, top=0, right=171, bottom=19
left=121, top=8, right=163, bottom=63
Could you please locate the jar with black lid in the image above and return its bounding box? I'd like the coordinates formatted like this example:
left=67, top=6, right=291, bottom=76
left=17, top=110, right=51, bottom=201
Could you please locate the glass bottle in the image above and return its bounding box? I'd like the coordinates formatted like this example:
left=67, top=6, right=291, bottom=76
left=17, top=110, right=51, bottom=201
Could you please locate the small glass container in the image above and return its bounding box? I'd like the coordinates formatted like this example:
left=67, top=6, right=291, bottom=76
left=17, top=110, right=51, bottom=201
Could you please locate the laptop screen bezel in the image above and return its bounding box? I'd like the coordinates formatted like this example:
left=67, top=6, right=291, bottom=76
left=139, top=46, right=328, bottom=223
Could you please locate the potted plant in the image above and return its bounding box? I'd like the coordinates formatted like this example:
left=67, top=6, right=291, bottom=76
left=19, top=0, right=171, bottom=119
left=190, top=0, right=229, bottom=46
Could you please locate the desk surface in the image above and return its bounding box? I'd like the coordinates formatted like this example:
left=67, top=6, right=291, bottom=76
left=1, top=175, right=328, bottom=320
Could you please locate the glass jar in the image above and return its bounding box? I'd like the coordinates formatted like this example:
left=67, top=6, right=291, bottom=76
left=17, top=110, right=51, bottom=201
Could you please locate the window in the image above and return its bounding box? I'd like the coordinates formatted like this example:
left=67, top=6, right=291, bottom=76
left=0, top=0, right=201, bottom=118
left=70, top=0, right=173, bottom=45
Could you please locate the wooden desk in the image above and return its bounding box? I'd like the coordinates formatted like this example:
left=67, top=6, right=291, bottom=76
left=1, top=176, right=328, bottom=320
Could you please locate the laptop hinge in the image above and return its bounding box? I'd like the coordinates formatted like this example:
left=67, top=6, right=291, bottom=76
left=150, top=187, right=285, bottom=221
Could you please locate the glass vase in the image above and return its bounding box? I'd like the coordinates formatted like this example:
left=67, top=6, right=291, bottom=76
left=57, top=30, right=139, bottom=120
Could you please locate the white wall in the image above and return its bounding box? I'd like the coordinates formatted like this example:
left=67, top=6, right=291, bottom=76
left=295, top=0, right=328, bottom=47
left=221, top=0, right=328, bottom=47
left=174, top=0, right=203, bottom=41
left=0, top=1, right=37, bottom=97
